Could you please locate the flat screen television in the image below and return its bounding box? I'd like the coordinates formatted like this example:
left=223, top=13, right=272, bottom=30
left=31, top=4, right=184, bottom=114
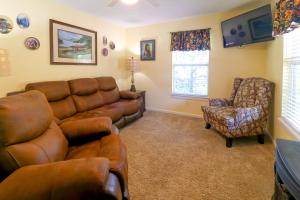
left=221, top=5, right=273, bottom=48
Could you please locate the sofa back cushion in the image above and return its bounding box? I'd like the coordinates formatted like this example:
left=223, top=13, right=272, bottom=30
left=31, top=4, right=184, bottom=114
left=96, top=77, right=120, bottom=104
left=69, top=78, right=104, bottom=112
left=26, top=81, right=77, bottom=120
left=233, top=78, right=274, bottom=110
left=0, top=91, right=68, bottom=179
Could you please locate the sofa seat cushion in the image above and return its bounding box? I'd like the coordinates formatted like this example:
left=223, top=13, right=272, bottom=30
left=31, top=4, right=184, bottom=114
left=66, top=133, right=128, bottom=193
left=111, top=99, right=141, bottom=116
left=88, top=105, right=124, bottom=122
left=201, top=106, right=236, bottom=128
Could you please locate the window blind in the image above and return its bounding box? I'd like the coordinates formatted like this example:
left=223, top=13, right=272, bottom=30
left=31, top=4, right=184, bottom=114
left=282, top=28, right=300, bottom=133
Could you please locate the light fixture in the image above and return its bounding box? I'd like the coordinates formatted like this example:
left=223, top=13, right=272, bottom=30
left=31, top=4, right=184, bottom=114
left=121, top=0, right=138, bottom=5
left=127, top=56, right=139, bottom=92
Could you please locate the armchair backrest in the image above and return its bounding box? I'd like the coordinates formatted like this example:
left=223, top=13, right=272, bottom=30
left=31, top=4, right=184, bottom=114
left=0, top=91, right=68, bottom=180
left=233, top=78, right=274, bottom=112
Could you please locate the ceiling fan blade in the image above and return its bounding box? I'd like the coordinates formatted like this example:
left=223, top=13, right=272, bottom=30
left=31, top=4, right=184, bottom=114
left=108, top=0, right=119, bottom=7
left=146, top=0, right=159, bottom=7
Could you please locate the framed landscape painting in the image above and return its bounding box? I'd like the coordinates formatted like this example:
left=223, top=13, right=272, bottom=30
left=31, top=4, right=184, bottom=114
left=50, top=19, right=97, bottom=65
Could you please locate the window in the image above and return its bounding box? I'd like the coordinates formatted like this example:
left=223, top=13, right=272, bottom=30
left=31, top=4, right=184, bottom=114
left=282, top=28, right=300, bottom=133
left=172, top=50, right=209, bottom=97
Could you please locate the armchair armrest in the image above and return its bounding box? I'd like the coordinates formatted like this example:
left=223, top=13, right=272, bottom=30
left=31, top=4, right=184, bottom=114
left=209, top=98, right=233, bottom=107
left=60, top=117, right=112, bottom=141
left=120, top=90, right=141, bottom=99
left=0, top=158, right=122, bottom=200
left=235, top=106, right=264, bottom=126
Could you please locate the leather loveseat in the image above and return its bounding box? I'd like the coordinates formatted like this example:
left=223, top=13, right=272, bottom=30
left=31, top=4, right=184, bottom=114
left=25, top=76, right=143, bottom=129
left=0, top=90, right=129, bottom=200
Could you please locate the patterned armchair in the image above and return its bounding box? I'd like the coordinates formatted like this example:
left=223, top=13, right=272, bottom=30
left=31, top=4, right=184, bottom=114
left=201, top=77, right=274, bottom=148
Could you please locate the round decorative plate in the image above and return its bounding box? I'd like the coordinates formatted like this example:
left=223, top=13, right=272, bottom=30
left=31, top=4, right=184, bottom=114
left=16, top=13, right=30, bottom=29
left=0, top=16, right=13, bottom=34
left=102, top=48, right=108, bottom=56
left=109, top=41, right=115, bottom=50
left=24, top=37, right=40, bottom=50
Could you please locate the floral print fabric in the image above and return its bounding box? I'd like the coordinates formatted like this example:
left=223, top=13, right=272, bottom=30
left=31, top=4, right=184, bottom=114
left=201, top=78, right=274, bottom=138
left=273, top=0, right=300, bottom=36
left=170, top=29, right=211, bottom=51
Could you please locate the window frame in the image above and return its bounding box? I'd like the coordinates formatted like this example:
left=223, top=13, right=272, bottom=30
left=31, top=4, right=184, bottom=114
left=279, top=28, right=300, bottom=139
left=171, top=50, right=209, bottom=100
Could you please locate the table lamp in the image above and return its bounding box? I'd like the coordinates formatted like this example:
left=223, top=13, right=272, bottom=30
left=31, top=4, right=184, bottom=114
left=127, top=56, right=139, bottom=92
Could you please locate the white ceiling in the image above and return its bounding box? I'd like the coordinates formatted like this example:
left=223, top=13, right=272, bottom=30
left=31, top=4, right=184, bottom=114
left=56, top=0, right=257, bottom=27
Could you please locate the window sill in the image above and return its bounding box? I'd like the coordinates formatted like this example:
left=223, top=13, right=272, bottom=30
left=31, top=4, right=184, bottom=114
left=278, top=117, right=300, bottom=141
left=171, top=94, right=208, bottom=101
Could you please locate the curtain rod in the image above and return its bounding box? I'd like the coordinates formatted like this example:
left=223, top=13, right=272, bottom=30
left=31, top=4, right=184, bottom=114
left=170, top=28, right=211, bottom=33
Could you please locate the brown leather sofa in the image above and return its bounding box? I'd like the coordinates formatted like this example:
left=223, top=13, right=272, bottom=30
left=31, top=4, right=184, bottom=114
left=25, top=76, right=143, bottom=129
left=0, top=91, right=129, bottom=200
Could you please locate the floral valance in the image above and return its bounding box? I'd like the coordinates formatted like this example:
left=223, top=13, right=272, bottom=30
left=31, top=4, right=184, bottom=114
left=170, top=29, right=211, bottom=51
left=273, top=0, right=300, bottom=36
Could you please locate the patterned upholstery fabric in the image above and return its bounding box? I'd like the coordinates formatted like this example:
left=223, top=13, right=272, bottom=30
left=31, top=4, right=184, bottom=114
left=201, top=77, right=274, bottom=138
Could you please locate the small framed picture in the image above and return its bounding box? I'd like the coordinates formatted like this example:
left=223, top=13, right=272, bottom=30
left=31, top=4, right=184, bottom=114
left=140, top=40, right=155, bottom=61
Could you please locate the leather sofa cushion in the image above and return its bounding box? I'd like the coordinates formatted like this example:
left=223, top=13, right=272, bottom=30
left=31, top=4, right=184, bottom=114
left=72, top=91, right=104, bottom=112
left=66, top=133, right=128, bottom=193
left=112, top=99, right=141, bottom=115
left=0, top=90, right=53, bottom=146
left=88, top=105, right=123, bottom=122
left=100, top=89, right=120, bottom=104
left=0, top=122, right=68, bottom=171
left=69, top=78, right=98, bottom=96
left=60, top=117, right=112, bottom=140
left=49, top=96, right=77, bottom=120
left=96, top=77, right=118, bottom=91
left=26, top=81, right=70, bottom=102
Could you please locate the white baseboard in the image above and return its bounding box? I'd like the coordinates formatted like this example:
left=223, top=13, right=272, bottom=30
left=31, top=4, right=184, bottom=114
left=146, top=107, right=203, bottom=118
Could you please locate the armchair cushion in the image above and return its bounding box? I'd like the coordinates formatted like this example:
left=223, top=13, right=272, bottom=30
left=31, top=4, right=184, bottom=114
left=60, top=117, right=112, bottom=141
left=0, top=158, right=120, bottom=200
left=119, top=91, right=141, bottom=99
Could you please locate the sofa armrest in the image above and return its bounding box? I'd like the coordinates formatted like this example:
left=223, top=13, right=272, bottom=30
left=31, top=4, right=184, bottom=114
left=209, top=98, right=233, bottom=107
left=0, top=158, right=122, bottom=200
left=120, top=90, right=141, bottom=99
left=60, top=117, right=112, bottom=141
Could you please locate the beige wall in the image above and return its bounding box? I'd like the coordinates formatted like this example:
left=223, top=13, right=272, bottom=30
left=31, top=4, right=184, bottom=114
left=265, top=0, right=296, bottom=140
left=0, top=0, right=127, bottom=97
left=125, top=1, right=269, bottom=117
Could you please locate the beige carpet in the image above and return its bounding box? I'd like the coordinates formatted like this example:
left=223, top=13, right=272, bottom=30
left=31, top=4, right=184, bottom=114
left=120, top=111, right=275, bottom=200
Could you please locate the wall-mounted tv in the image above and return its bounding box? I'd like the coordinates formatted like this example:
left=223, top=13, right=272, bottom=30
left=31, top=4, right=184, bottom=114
left=221, top=5, right=273, bottom=48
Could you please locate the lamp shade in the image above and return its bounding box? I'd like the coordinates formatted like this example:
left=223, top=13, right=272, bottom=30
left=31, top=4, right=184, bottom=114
left=127, top=56, right=139, bottom=72
left=0, top=49, right=10, bottom=77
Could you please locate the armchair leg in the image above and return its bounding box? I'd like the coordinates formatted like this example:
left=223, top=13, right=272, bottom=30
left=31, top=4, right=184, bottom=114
left=205, top=123, right=211, bottom=129
left=226, top=138, right=233, bottom=148
left=257, top=134, right=265, bottom=144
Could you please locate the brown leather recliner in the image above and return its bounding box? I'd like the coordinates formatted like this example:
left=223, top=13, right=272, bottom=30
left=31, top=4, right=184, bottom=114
left=0, top=90, right=129, bottom=200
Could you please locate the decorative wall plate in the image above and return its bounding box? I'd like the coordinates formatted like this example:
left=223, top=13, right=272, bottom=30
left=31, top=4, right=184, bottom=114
left=109, top=41, right=115, bottom=50
left=16, top=13, right=30, bottom=29
left=102, top=48, right=108, bottom=56
left=25, top=37, right=40, bottom=50
left=0, top=16, right=13, bottom=34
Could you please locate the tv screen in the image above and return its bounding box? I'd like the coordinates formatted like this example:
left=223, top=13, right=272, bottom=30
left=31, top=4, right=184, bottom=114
left=221, top=5, right=273, bottom=48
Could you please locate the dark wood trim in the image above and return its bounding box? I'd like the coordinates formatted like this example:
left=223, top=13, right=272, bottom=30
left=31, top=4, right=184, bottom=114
left=49, top=19, right=97, bottom=65
left=226, top=138, right=233, bottom=148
